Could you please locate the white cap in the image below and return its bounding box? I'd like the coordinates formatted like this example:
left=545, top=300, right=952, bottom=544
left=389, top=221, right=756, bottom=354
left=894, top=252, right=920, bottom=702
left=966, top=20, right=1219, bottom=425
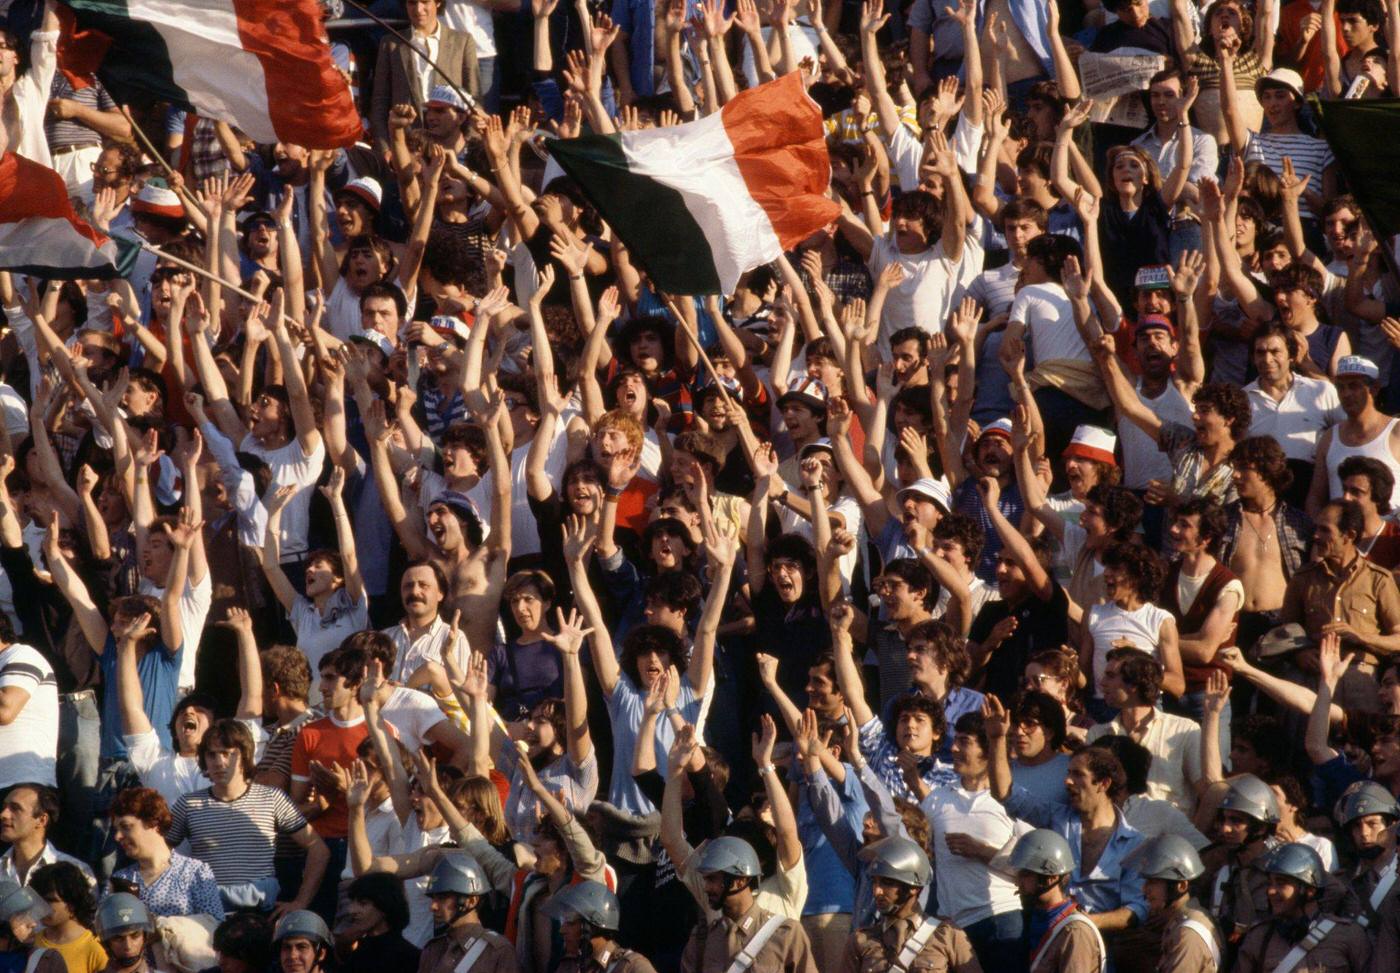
left=1337, top=355, right=1381, bottom=381
left=349, top=329, right=394, bottom=358
left=897, top=477, right=952, bottom=513
left=1064, top=425, right=1118, bottom=466
left=799, top=437, right=835, bottom=460
left=979, top=417, right=1014, bottom=441
left=1256, top=67, right=1305, bottom=101
left=430, top=315, right=471, bottom=342
left=426, top=85, right=468, bottom=111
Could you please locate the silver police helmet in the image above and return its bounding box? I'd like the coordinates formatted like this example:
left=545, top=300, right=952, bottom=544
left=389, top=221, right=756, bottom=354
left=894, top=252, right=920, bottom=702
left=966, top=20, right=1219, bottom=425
left=1010, top=830, right=1075, bottom=877
left=540, top=880, right=621, bottom=931
left=858, top=836, right=933, bottom=888
left=95, top=893, right=151, bottom=939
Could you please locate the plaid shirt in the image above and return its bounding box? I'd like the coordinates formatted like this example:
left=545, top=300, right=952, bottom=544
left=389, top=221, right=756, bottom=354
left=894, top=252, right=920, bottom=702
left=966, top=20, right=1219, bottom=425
left=857, top=717, right=957, bottom=804
left=1222, top=501, right=1312, bottom=581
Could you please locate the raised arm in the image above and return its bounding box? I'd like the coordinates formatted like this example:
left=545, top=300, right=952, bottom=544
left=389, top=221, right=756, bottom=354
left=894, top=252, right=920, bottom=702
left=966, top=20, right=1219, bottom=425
left=563, top=514, right=619, bottom=696
left=828, top=600, right=873, bottom=727
left=1091, top=332, right=1164, bottom=441
left=219, top=608, right=264, bottom=720
left=753, top=714, right=802, bottom=870
left=42, top=513, right=108, bottom=653
left=688, top=522, right=737, bottom=694
left=319, top=467, right=363, bottom=605
left=542, top=608, right=594, bottom=765
left=159, top=507, right=202, bottom=653
left=114, top=613, right=155, bottom=738
left=259, top=487, right=299, bottom=612
left=1307, top=633, right=1349, bottom=765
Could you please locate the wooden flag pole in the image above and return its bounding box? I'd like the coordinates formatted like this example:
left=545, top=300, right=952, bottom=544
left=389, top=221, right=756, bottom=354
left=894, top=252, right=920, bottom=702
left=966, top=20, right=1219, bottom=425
left=661, top=294, right=737, bottom=414
left=118, top=106, right=208, bottom=220
left=137, top=241, right=301, bottom=330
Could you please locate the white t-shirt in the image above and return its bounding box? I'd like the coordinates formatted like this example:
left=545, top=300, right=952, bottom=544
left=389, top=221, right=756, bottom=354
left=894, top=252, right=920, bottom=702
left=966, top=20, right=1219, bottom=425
left=340, top=798, right=403, bottom=880
left=402, top=814, right=452, bottom=947
left=290, top=588, right=371, bottom=689
left=1087, top=601, right=1174, bottom=698
left=443, top=0, right=496, bottom=59
left=868, top=236, right=962, bottom=356
left=494, top=423, right=569, bottom=559
left=124, top=718, right=267, bottom=809
left=1120, top=379, right=1193, bottom=490
left=920, top=784, right=1022, bottom=926
left=241, top=434, right=327, bottom=561
left=0, top=643, right=57, bottom=789
left=379, top=685, right=447, bottom=752
left=1011, top=282, right=1086, bottom=365
left=138, top=571, right=213, bottom=691
left=777, top=494, right=863, bottom=587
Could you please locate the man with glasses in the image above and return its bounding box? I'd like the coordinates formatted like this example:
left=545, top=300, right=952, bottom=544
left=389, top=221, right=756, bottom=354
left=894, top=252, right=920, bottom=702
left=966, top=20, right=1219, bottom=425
left=44, top=72, right=128, bottom=205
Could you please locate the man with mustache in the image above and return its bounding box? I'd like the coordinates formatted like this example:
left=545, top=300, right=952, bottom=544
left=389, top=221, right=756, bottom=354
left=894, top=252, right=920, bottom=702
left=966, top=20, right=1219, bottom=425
left=681, top=837, right=816, bottom=973
left=1234, top=843, right=1369, bottom=972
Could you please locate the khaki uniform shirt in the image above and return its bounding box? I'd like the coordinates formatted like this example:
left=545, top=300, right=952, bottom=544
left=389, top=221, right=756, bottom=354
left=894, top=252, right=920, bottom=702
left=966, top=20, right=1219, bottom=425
left=1030, top=916, right=1104, bottom=973
left=1157, top=907, right=1221, bottom=973
left=417, top=924, right=518, bottom=973
left=837, top=915, right=981, bottom=973
left=1235, top=915, right=1371, bottom=973
left=680, top=903, right=818, bottom=973
left=554, top=943, right=658, bottom=973
left=1282, top=555, right=1400, bottom=664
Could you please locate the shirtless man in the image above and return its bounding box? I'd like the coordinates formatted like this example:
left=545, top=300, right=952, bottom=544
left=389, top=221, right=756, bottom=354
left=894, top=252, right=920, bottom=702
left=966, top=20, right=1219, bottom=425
left=1224, top=437, right=1311, bottom=652
left=369, top=397, right=512, bottom=660
left=1308, top=356, right=1400, bottom=517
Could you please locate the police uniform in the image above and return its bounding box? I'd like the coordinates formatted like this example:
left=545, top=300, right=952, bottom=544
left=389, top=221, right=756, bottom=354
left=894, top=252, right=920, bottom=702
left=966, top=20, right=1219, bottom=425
left=1234, top=914, right=1371, bottom=973
left=837, top=914, right=980, bottom=973
left=680, top=903, right=818, bottom=973
left=1029, top=912, right=1104, bottom=973
left=1202, top=841, right=1276, bottom=942
left=554, top=943, right=657, bottom=973
left=1156, top=906, right=1222, bottom=973
left=417, top=924, right=518, bottom=973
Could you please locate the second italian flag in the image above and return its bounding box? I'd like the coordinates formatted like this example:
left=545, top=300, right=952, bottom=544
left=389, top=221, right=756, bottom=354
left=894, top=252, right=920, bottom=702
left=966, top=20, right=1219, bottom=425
left=549, top=73, right=841, bottom=295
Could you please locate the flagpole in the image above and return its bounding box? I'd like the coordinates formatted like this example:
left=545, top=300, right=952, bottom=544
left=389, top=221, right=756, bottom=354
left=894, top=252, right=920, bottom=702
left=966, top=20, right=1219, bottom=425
left=136, top=241, right=302, bottom=330
left=118, top=106, right=208, bottom=220
left=661, top=295, right=737, bottom=414
left=338, top=0, right=478, bottom=113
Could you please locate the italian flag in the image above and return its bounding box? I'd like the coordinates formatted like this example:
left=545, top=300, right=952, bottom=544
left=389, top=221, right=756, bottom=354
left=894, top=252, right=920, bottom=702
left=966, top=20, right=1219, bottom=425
left=548, top=73, right=840, bottom=295
left=56, top=0, right=359, bottom=148
left=0, top=153, right=138, bottom=279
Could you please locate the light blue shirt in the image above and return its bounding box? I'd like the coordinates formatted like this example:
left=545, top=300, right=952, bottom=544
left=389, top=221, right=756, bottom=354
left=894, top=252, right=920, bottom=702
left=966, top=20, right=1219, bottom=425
left=605, top=671, right=704, bottom=814
left=796, top=764, right=868, bottom=916
left=858, top=717, right=958, bottom=804
left=1002, top=783, right=1149, bottom=922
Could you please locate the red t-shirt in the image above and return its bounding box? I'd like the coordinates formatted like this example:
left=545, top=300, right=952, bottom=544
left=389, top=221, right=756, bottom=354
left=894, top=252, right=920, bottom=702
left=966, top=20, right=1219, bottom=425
left=1278, top=0, right=1349, bottom=93
left=291, top=714, right=372, bottom=839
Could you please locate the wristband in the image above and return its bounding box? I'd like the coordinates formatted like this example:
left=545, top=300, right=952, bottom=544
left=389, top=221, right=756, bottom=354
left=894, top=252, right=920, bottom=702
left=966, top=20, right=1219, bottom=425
left=759, top=764, right=777, bottom=777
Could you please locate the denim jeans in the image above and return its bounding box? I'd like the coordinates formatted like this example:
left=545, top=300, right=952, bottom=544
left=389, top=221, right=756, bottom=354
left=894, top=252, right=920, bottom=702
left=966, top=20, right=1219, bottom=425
left=477, top=56, right=499, bottom=113
left=965, top=909, right=1027, bottom=973
left=54, top=691, right=101, bottom=863
left=1168, top=221, right=1204, bottom=265
left=1177, top=688, right=1232, bottom=769
left=92, top=756, right=141, bottom=882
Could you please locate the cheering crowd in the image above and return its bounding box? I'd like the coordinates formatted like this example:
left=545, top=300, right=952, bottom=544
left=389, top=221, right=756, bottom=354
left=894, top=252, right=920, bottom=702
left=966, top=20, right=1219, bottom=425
left=7, top=0, right=1400, bottom=970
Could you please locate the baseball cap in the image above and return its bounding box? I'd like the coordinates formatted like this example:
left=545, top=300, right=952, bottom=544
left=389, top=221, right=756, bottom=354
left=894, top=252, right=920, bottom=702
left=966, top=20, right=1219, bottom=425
left=777, top=377, right=829, bottom=415
left=1337, top=355, right=1381, bottom=381
left=979, top=417, right=1013, bottom=442
left=335, top=176, right=382, bottom=213
left=349, top=330, right=393, bottom=358
left=426, top=85, right=469, bottom=112
left=1133, top=265, right=1172, bottom=291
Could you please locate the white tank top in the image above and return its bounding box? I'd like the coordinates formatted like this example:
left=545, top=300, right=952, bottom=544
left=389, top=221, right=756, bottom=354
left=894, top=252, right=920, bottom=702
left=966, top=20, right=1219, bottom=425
left=1088, top=601, right=1173, bottom=698
left=1326, top=416, right=1400, bottom=498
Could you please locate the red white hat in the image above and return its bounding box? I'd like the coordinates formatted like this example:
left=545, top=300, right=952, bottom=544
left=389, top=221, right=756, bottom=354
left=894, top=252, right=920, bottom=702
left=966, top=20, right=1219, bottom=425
left=131, top=184, right=185, bottom=220
left=979, top=417, right=1013, bottom=442
left=1063, top=425, right=1118, bottom=466
left=429, top=314, right=471, bottom=343
left=335, top=176, right=382, bottom=213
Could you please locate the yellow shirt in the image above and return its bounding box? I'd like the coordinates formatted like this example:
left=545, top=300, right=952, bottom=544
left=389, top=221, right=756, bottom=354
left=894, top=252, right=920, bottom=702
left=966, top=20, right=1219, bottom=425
left=36, top=930, right=107, bottom=973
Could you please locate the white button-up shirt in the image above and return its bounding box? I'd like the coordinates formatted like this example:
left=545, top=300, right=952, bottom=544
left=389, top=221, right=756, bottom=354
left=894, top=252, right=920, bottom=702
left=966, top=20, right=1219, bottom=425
left=1087, top=708, right=1203, bottom=813
left=409, top=27, right=440, bottom=104
left=0, top=840, right=94, bottom=887
left=2, top=30, right=57, bottom=168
